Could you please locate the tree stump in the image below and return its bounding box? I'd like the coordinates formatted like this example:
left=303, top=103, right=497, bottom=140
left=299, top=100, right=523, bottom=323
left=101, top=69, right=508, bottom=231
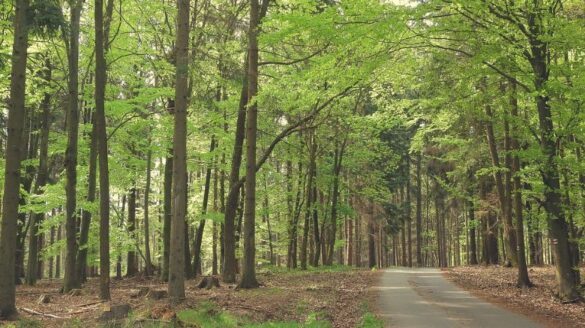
left=197, top=276, right=220, bottom=289
left=146, top=289, right=168, bottom=300
left=37, top=294, right=51, bottom=304
left=98, top=303, right=131, bottom=322
left=68, top=289, right=82, bottom=296
left=129, top=287, right=150, bottom=298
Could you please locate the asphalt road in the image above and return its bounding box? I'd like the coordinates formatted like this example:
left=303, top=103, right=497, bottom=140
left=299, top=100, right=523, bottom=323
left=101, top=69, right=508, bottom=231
left=374, top=268, right=541, bottom=328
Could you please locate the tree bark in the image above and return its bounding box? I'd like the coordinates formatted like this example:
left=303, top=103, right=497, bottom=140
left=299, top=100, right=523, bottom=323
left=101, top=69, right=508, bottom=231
left=193, top=137, right=216, bottom=276
left=238, top=0, right=260, bottom=289
left=168, top=0, right=190, bottom=300
left=222, top=65, right=248, bottom=284
left=95, top=0, right=111, bottom=299
left=77, top=116, right=97, bottom=283
left=484, top=99, right=518, bottom=267
left=63, top=0, right=83, bottom=293
left=25, top=62, right=52, bottom=286
left=529, top=25, right=579, bottom=299
left=161, top=153, right=173, bottom=281
left=0, top=0, right=30, bottom=316
left=415, top=153, right=423, bottom=266
left=127, top=188, right=138, bottom=276
left=301, top=133, right=316, bottom=270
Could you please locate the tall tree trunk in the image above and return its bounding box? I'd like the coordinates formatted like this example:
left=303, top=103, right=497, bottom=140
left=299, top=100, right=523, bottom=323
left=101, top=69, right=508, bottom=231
left=25, top=62, right=52, bottom=286
left=212, top=165, right=219, bottom=276
left=222, top=68, right=248, bottom=283
left=263, top=181, right=275, bottom=265
left=406, top=158, right=412, bottom=268
left=0, top=0, right=30, bottom=315
left=161, top=153, right=173, bottom=281
left=168, top=0, right=190, bottom=300
left=326, top=139, right=345, bottom=265
left=143, top=141, right=153, bottom=276
left=95, top=0, right=111, bottom=299
left=530, top=33, right=579, bottom=300
left=63, top=0, right=83, bottom=294
left=484, top=99, right=518, bottom=267
left=127, top=188, right=138, bottom=276
left=301, top=133, right=316, bottom=270
left=193, top=138, right=216, bottom=276
left=368, top=219, right=376, bottom=269
left=238, top=0, right=260, bottom=289
left=56, top=223, right=62, bottom=278
left=311, top=184, right=321, bottom=267
left=77, top=117, right=97, bottom=283
left=509, top=82, right=531, bottom=288
left=468, top=197, right=478, bottom=265
left=415, top=153, right=423, bottom=266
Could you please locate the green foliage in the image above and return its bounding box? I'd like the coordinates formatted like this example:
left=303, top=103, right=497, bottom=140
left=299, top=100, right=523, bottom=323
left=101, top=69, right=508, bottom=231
left=28, top=0, right=65, bottom=36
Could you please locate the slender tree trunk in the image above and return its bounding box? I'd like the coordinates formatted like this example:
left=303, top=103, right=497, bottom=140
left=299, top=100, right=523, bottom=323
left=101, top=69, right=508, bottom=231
left=222, top=67, right=248, bottom=284
left=301, top=133, right=316, bottom=270
left=25, top=62, right=52, bottom=286
left=238, top=0, right=261, bottom=289
left=77, top=116, right=97, bottom=282
left=95, top=0, right=111, bottom=299
left=63, top=0, right=83, bottom=293
left=415, top=153, right=423, bottom=266
left=193, top=138, right=216, bottom=276
left=127, top=188, right=138, bottom=276
left=484, top=98, right=518, bottom=267
left=143, top=141, right=153, bottom=276
left=509, top=82, right=531, bottom=287
left=161, top=154, right=173, bottom=281
left=168, top=0, right=190, bottom=300
left=212, top=166, right=219, bottom=275
left=406, top=158, right=412, bottom=267
left=56, top=224, right=62, bottom=278
left=312, top=184, right=321, bottom=267
left=0, top=0, right=30, bottom=315
left=326, top=140, right=345, bottom=265
left=49, top=226, right=55, bottom=279
left=368, top=219, right=376, bottom=269
left=468, top=197, right=478, bottom=265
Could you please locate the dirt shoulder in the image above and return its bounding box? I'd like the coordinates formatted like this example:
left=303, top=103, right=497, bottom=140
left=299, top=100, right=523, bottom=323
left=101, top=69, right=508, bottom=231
left=445, top=266, right=585, bottom=328
left=1, top=267, right=381, bottom=327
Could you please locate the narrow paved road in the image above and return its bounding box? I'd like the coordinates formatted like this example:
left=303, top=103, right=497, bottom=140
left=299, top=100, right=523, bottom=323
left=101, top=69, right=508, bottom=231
left=374, top=268, right=541, bottom=328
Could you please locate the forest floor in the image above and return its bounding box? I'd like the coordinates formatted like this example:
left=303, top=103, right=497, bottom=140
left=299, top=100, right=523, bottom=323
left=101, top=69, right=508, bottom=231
left=1, top=266, right=382, bottom=328
left=446, top=266, right=585, bottom=327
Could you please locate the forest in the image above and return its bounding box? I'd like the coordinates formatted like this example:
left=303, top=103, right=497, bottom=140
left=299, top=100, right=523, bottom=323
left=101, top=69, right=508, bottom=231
left=0, top=0, right=584, bottom=327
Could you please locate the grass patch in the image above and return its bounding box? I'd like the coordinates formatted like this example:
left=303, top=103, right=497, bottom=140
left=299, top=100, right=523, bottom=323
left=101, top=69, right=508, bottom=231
left=358, top=313, right=384, bottom=328
left=258, top=265, right=356, bottom=276
left=177, top=301, right=238, bottom=328
left=2, top=318, right=42, bottom=328
left=177, top=301, right=330, bottom=328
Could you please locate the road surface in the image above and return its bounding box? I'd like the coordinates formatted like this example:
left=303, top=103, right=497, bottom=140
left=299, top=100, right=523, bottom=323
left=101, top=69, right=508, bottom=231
left=374, top=268, right=541, bottom=328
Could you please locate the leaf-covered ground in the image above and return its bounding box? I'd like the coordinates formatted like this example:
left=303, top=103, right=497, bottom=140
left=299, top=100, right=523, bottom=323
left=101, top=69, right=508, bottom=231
left=446, top=266, right=585, bottom=327
left=1, top=267, right=381, bottom=328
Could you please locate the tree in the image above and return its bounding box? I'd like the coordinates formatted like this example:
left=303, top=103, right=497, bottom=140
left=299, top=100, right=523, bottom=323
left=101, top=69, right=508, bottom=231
left=0, top=0, right=30, bottom=317
left=168, top=0, right=190, bottom=301
left=63, top=0, right=83, bottom=293
left=238, top=0, right=261, bottom=289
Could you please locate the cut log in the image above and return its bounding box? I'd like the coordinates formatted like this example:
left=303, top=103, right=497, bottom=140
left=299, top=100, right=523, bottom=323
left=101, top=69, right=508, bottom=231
left=197, top=276, right=220, bottom=289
